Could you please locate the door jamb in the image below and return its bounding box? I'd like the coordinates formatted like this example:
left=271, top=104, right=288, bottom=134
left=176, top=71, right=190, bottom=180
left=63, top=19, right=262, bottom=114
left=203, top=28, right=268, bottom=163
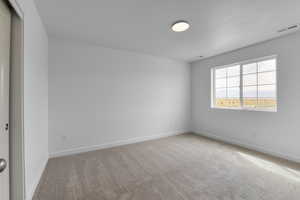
left=6, top=0, right=25, bottom=199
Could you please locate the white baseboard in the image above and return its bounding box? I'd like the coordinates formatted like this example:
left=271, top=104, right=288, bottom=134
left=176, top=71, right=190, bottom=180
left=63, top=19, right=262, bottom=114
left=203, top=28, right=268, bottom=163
left=26, top=156, right=48, bottom=200
left=193, top=129, right=300, bottom=164
left=50, top=130, right=188, bottom=158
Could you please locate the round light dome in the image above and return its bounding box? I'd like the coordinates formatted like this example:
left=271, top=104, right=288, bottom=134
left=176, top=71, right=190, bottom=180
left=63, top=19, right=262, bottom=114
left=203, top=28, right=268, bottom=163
left=171, top=21, right=190, bottom=32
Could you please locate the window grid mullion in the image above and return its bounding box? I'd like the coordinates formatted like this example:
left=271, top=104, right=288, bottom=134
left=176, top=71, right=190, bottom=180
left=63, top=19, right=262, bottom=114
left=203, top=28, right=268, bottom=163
left=213, top=69, right=216, bottom=107
left=256, top=62, right=259, bottom=107
left=226, top=68, right=228, bottom=98
left=242, top=83, right=276, bottom=87
left=216, top=86, right=241, bottom=89
left=240, top=65, right=243, bottom=108
left=244, top=69, right=276, bottom=75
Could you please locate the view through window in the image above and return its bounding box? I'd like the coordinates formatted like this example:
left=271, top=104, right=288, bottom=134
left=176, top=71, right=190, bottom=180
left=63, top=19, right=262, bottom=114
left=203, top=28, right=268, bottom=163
left=212, top=56, right=277, bottom=111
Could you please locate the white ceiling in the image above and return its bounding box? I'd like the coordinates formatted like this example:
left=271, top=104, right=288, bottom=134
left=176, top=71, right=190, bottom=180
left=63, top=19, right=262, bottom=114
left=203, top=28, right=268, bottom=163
left=35, top=0, right=300, bottom=62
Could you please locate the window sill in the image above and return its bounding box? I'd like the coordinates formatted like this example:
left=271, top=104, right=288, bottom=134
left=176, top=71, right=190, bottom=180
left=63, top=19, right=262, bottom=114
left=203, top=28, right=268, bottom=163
left=210, top=106, right=277, bottom=113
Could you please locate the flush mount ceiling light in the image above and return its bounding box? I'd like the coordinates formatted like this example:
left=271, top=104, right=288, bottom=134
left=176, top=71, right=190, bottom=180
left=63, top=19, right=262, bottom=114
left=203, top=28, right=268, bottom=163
left=171, top=21, right=190, bottom=32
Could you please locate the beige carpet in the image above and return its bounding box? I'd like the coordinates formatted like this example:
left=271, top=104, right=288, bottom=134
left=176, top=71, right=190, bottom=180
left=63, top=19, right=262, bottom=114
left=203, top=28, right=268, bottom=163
left=33, top=133, right=300, bottom=200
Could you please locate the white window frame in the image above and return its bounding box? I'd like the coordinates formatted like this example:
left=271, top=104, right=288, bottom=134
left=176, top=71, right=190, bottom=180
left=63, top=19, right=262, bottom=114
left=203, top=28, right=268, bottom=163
left=211, top=55, right=277, bottom=112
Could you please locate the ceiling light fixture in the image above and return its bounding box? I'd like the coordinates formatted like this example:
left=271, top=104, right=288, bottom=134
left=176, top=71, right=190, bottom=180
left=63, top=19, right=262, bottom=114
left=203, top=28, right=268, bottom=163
left=171, top=21, right=190, bottom=32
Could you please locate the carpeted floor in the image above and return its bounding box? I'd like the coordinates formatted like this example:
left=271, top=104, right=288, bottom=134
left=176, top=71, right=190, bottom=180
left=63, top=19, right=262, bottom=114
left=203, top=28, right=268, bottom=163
left=33, top=133, right=300, bottom=200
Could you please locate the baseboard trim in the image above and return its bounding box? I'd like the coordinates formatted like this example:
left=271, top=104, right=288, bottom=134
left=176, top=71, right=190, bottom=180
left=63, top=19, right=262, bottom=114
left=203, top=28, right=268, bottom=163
left=193, top=129, right=300, bottom=164
left=50, top=130, right=188, bottom=158
left=26, top=157, right=48, bottom=200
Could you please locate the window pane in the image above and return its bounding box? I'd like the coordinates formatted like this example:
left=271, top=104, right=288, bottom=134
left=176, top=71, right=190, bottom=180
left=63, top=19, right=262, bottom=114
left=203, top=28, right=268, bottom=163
left=258, top=85, right=276, bottom=98
left=258, top=59, right=276, bottom=72
left=257, top=84, right=276, bottom=110
left=227, top=65, right=240, bottom=76
left=228, top=76, right=240, bottom=87
left=257, top=98, right=277, bottom=110
left=258, top=71, right=276, bottom=85
left=215, top=68, right=227, bottom=78
left=216, top=98, right=241, bottom=108
left=228, top=87, right=240, bottom=98
left=243, top=74, right=257, bottom=86
left=243, top=86, right=257, bottom=97
left=215, top=88, right=226, bottom=98
left=244, top=98, right=258, bottom=108
left=244, top=86, right=258, bottom=108
left=215, top=78, right=226, bottom=88
left=243, top=63, right=257, bottom=74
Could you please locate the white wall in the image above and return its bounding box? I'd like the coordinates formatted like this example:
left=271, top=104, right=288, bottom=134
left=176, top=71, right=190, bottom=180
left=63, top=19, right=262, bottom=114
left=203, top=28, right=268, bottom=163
left=191, top=32, right=300, bottom=162
left=49, top=37, right=191, bottom=157
left=16, top=0, right=49, bottom=199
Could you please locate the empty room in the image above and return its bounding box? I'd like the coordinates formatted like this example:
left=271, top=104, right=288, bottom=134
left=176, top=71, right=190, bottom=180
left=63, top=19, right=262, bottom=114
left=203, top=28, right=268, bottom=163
left=1, top=0, right=300, bottom=200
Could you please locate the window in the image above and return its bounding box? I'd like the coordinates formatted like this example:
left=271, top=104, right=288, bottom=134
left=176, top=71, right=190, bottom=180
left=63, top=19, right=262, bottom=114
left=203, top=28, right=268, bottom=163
left=211, top=56, right=277, bottom=112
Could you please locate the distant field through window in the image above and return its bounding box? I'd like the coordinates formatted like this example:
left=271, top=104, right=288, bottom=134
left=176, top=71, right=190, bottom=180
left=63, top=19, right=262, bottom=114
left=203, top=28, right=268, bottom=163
left=211, top=56, right=277, bottom=112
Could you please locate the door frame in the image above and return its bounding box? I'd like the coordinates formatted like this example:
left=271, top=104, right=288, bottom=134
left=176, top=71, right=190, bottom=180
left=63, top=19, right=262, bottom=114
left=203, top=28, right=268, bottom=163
left=7, top=0, right=23, bottom=20
left=6, top=0, right=25, bottom=200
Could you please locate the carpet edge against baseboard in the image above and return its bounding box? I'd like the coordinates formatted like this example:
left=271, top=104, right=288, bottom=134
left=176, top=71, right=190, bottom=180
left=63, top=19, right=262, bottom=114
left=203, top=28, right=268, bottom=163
left=49, top=130, right=189, bottom=158
left=193, top=129, right=300, bottom=164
